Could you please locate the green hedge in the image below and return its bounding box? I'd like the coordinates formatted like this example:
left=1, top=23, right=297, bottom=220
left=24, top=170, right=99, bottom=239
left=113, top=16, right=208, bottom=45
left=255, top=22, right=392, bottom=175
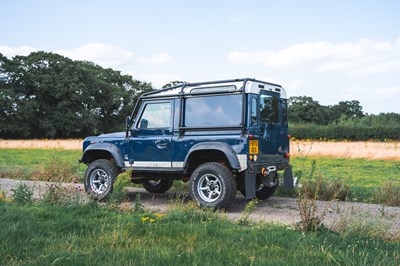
left=289, top=124, right=400, bottom=141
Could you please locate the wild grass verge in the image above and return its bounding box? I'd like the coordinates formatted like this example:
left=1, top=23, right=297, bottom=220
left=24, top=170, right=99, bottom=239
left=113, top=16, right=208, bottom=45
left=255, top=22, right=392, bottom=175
left=1, top=190, right=400, bottom=265
left=0, top=149, right=84, bottom=182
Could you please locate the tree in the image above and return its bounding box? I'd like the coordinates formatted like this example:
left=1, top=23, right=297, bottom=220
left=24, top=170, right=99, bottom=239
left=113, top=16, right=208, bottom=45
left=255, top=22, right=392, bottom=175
left=288, top=96, right=334, bottom=125
left=0, top=51, right=154, bottom=138
left=331, top=100, right=364, bottom=120
left=162, top=80, right=187, bottom=89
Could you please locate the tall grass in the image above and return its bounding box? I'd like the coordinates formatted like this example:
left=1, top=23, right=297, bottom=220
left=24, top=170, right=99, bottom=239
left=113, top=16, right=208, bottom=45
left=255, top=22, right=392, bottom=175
left=1, top=197, right=400, bottom=265
left=0, top=149, right=84, bottom=182
left=288, top=157, right=400, bottom=204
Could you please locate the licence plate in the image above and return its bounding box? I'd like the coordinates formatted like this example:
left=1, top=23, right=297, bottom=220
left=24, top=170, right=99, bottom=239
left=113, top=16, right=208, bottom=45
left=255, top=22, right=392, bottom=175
left=249, top=140, right=258, bottom=154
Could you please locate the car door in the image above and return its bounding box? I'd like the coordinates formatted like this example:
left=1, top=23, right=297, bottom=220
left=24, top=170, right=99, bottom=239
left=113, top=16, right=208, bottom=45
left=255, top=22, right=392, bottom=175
left=129, top=100, right=173, bottom=168
left=259, top=90, right=281, bottom=156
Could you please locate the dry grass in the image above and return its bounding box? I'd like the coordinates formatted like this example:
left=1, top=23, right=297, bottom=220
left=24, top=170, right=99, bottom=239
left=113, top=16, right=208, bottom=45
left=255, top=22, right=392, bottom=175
left=0, top=139, right=82, bottom=150
left=0, top=139, right=399, bottom=160
left=291, top=140, right=400, bottom=160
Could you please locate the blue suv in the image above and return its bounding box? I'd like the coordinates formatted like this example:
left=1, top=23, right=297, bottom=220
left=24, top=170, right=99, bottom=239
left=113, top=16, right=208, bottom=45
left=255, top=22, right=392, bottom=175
left=80, top=78, right=294, bottom=209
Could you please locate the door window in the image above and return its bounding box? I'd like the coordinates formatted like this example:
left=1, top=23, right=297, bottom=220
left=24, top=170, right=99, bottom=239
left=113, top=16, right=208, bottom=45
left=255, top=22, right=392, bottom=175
left=138, top=102, right=171, bottom=129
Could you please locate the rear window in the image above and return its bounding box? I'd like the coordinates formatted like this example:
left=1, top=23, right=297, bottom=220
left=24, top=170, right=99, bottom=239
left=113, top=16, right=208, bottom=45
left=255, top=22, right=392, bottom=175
left=184, top=94, right=242, bottom=127
left=260, top=93, right=279, bottom=124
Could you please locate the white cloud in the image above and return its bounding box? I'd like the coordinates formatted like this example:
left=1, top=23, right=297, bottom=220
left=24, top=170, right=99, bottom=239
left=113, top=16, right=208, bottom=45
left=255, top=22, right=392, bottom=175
left=0, top=43, right=177, bottom=71
left=143, top=73, right=182, bottom=88
left=127, top=72, right=181, bottom=88
left=285, top=80, right=305, bottom=91
left=0, top=45, right=37, bottom=58
left=56, top=43, right=133, bottom=68
left=228, top=37, right=400, bottom=77
left=137, top=53, right=174, bottom=65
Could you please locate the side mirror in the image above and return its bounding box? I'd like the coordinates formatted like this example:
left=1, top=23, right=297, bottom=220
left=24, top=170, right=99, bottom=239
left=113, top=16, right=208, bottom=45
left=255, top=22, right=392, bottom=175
left=139, top=119, right=148, bottom=129
left=125, top=116, right=131, bottom=138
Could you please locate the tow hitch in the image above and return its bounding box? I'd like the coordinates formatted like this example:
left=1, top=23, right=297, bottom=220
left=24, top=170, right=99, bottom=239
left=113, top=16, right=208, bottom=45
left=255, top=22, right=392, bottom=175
left=259, top=166, right=277, bottom=187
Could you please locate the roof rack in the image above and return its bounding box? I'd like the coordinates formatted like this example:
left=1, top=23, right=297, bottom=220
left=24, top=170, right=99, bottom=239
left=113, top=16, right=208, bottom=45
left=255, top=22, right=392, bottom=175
left=142, top=78, right=282, bottom=98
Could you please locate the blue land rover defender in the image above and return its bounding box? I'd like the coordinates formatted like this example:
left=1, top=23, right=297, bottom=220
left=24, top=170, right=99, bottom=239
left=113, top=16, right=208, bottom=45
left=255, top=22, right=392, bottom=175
left=80, top=78, right=294, bottom=209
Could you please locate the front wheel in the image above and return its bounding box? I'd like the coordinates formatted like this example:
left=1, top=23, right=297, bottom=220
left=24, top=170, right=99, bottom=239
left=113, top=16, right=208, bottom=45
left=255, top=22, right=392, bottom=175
left=84, top=159, right=120, bottom=201
left=189, top=162, right=237, bottom=209
left=142, top=179, right=174, bottom=193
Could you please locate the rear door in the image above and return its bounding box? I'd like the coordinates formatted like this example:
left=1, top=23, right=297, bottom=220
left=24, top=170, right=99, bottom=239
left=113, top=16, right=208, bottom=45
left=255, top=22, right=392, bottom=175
left=259, top=90, right=281, bottom=156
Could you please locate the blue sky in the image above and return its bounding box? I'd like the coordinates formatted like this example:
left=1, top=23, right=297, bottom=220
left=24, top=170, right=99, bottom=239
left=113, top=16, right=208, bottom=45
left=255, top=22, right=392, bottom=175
left=1, top=0, right=400, bottom=114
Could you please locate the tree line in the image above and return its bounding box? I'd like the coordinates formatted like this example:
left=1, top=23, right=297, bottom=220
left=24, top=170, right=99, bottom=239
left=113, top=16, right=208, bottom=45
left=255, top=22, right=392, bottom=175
left=0, top=51, right=153, bottom=138
left=288, top=96, right=400, bottom=140
left=1, top=52, right=399, bottom=140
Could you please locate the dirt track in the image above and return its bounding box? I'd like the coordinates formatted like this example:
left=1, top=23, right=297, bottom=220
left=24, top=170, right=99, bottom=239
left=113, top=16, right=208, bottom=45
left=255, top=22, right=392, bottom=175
left=1, top=178, right=399, bottom=234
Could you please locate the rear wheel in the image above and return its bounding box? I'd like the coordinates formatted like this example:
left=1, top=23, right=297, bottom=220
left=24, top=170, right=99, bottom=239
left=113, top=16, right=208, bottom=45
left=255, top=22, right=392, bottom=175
left=142, top=179, right=174, bottom=193
left=189, top=162, right=236, bottom=209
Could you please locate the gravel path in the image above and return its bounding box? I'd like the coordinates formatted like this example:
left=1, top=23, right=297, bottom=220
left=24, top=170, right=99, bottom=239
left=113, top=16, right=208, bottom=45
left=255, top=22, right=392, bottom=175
left=1, top=178, right=399, bottom=233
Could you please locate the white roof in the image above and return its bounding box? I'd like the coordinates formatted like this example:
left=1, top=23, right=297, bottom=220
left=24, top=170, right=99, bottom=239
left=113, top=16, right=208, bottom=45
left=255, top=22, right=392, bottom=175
left=146, top=79, right=288, bottom=99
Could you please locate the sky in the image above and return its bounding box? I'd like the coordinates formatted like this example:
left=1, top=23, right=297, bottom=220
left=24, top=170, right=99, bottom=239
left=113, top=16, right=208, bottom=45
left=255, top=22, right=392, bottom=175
left=1, top=0, right=400, bottom=114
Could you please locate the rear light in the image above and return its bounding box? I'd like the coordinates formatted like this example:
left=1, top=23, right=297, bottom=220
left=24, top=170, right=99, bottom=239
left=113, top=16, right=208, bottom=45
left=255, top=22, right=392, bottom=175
left=249, top=134, right=253, bottom=139
left=288, top=134, right=291, bottom=139
left=285, top=152, right=290, bottom=158
left=248, top=155, right=258, bottom=161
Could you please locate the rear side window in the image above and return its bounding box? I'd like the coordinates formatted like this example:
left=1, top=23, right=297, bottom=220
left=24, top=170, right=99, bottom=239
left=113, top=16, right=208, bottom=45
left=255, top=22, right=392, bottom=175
left=184, top=94, right=242, bottom=127
left=250, top=97, right=258, bottom=125
left=281, top=99, right=288, bottom=124
left=260, top=93, right=279, bottom=124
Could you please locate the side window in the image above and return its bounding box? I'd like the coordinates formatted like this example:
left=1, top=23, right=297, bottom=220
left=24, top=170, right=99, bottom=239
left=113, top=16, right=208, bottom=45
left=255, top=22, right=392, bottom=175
left=260, top=93, right=279, bottom=124
left=138, top=102, right=171, bottom=129
left=184, top=94, right=242, bottom=127
left=251, top=97, right=258, bottom=125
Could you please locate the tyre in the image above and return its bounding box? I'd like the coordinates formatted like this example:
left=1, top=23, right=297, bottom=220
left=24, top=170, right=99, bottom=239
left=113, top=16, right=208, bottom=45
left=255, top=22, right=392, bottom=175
left=84, top=159, right=120, bottom=201
left=142, top=179, right=174, bottom=193
left=256, top=173, right=278, bottom=200
left=189, top=162, right=237, bottom=209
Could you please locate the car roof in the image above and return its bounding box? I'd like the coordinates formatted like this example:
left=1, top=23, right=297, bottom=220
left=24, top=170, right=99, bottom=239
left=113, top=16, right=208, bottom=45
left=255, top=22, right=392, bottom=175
left=142, top=78, right=287, bottom=99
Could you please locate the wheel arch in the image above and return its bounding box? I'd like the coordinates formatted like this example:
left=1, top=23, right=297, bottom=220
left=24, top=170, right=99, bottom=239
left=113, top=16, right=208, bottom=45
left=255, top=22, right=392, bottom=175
left=184, top=142, right=241, bottom=172
left=80, top=143, right=125, bottom=168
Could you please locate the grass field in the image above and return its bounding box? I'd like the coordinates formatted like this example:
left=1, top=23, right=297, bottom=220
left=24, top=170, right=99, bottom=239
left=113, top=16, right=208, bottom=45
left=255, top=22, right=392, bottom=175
left=0, top=149, right=85, bottom=182
left=1, top=148, right=400, bottom=264
left=1, top=139, right=399, bottom=160
left=291, top=157, right=400, bottom=201
left=1, top=201, right=399, bottom=265
left=1, top=148, right=399, bottom=203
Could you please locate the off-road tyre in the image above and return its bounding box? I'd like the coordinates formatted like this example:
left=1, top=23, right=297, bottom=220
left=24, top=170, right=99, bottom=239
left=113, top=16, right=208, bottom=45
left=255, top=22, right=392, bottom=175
left=84, top=159, right=120, bottom=201
left=189, top=162, right=237, bottom=209
left=142, top=179, right=174, bottom=193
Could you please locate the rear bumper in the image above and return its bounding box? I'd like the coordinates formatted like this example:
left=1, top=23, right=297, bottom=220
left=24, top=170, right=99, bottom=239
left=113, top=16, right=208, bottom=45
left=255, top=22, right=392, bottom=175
left=244, top=155, right=294, bottom=199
